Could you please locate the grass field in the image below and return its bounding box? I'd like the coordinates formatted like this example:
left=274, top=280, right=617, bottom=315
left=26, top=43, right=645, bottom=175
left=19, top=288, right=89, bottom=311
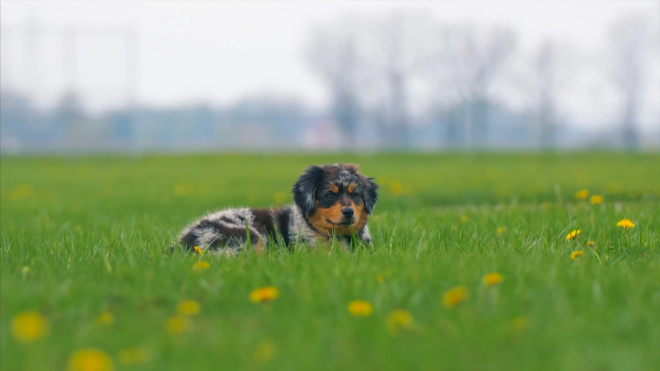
left=1, top=153, right=659, bottom=371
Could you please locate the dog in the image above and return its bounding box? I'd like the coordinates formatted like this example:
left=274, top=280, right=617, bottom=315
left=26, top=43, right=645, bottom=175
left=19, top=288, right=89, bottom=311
left=177, top=163, right=378, bottom=254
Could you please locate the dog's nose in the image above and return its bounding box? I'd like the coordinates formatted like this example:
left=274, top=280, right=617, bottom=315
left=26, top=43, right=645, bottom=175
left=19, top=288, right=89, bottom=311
left=342, top=208, right=354, bottom=218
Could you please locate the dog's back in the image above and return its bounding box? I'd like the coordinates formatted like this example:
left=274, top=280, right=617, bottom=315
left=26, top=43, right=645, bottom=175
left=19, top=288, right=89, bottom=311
left=178, top=207, right=294, bottom=254
left=177, top=163, right=378, bottom=254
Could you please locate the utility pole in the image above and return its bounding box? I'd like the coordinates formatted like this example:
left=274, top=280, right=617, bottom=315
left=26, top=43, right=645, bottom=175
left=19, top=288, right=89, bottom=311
left=125, top=26, right=139, bottom=150
left=62, top=25, right=77, bottom=94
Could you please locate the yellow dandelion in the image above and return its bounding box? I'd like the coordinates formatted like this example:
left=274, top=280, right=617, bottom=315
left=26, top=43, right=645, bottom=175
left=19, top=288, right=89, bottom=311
left=566, top=229, right=581, bottom=241
left=193, top=246, right=203, bottom=254
left=570, top=250, right=585, bottom=260
left=273, top=191, right=288, bottom=204
left=386, top=309, right=414, bottom=334
left=587, top=241, right=595, bottom=247
left=165, top=316, right=189, bottom=335
left=193, top=261, right=210, bottom=271
left=575, top=189, right=589, bottom=200
left=482, top=273, right=503, bottom=286
left=11, top=311, right=49, bottom=343
left=118, top=347, right=148, bottom=366
left=96, top=312, right=115, bottom=325
left=442, top=286, right=469, bottom=309
left=496, top=226, right=506, bottom=235
left=616, top=219, right=635, bottom=230
left=589, top=195, right=603, bottom=205
left=512, top=316, right=529, bottom=332
left=10, top=183, right=34, bottom=201
left=21, top=266, right=33, bottom=278
left=173, top=183, right=190, bottom=197
left=66, top=348, right=114, bottom=371
left=540, top=201, right=552, bottom=210
left=253, top=341, right=276, bottom=364
left=249, top=286, right=279, bottom=303
left=389, top=180, right=404, bottom=196
left=347, top=300, right=373, bottom=317
left=176, top=300, right=200, bottom=316
left=376, top=274, right=384, bottom=283
left=459, top=214, right=470, bottom=222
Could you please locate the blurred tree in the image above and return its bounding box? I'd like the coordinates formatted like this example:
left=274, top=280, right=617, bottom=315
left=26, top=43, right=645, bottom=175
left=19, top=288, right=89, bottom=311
left=609, top=15, right=656, bottom=149
left=0, top=90, right=39, bottom=152
left=51, top=91, right=87, bottom=148
left=362, top=13, right=435, bottom=149
left=435, top=25, right=517, bottom=149
left=306, top=22, right=362, bottom=148
left=526, top=41, right=570, bottom=150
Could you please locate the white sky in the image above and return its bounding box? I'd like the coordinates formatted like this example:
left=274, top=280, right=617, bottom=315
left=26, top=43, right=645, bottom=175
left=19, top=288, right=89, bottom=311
left=1, top=0, right=659, bottom=128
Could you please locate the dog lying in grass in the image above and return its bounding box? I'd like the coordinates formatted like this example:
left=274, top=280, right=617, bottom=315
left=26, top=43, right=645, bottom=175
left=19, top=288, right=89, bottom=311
left=177, top=163, right=378, bottom=255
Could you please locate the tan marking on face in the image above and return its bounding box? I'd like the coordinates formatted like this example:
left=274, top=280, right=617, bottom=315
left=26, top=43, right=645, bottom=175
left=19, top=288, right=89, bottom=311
left=307, top=200, right=369, bottom=236
left=347, top=183, right=356, bottom=194
left=353, top=201, right=368, bottom=229
left=308, top=202, right=342, bottom=235
left=329, top=183, right=339, bottom=194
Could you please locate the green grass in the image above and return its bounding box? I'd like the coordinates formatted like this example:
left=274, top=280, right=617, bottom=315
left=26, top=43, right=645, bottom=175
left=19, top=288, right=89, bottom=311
left=1, top=153, right=659, bottom=370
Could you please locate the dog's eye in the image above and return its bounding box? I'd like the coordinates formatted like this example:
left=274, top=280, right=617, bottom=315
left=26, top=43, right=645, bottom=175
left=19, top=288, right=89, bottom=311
left=324, top=193, right=336, bottom=200
left=349, top=192, right=360, bottom=199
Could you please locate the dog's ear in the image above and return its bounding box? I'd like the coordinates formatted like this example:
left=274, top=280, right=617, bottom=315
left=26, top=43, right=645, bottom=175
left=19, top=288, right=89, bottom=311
left=362, top=177, right=379, bottom=214
left=292, top=165, right=324, bottom=218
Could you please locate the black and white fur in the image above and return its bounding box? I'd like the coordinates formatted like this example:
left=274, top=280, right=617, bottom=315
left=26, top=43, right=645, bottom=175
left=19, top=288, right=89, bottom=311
left=177, top=164, right=378, bottom=255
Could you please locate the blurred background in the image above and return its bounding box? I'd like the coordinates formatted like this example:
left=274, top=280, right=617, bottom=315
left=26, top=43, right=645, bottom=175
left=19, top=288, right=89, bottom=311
left=1, top=0, right=659, bottom=154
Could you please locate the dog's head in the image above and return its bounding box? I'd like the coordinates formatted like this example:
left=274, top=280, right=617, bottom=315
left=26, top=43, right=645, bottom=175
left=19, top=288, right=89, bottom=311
left=292, top=163, right=378, bottom=235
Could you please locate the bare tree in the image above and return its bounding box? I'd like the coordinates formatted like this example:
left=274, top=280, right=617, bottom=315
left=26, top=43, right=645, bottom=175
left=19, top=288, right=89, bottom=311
left=435, top=25, right=517, bottom=149
left=361, top=12, right=436, bottom=149
left=305, top=23, right=363, bottom=148
left=609, top=15, right=656, bottom=149
left=525, top=41, right=571, bottom=149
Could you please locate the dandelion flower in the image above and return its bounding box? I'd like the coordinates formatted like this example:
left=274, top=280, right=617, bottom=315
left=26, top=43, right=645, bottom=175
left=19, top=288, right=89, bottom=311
left=96, top=312, right=115, bottom=325
left=587, top=241, right=595, bottom=247
left=589, top=195, right=603, bottom=205
left=253, top=341, right=276, bottom=363
left=459, top=214, right=470, bottom=222
left=575, top=189, right=589, bottom=200
left=348, top=300, right=373, bottom=317
left=173, top=184, right=190, bottom=197
left=66, top=348, right=113, bottom=371
left=389, top=180, right=404, bottom=196
left=570, top=250, right=585, bottom=260
left=540, top=201, right=552, bottom=210
left=512, top=316, right=529, bottom=332
left=193, top=246, right=203, bottom=254
left=616, top=219, right=635, bottom=229
left=482, top=273, right=503, bottom=286
left=273, top=191, right=288, bottom=204
left=386, top=310, right=414, bottom=334
left=21, top=266, right=32, bottom=278
left=442, top=286, right=469, bottom=309
left=10, top=184, right=34, bottom=201
left=11, top=311, right=49, bottom=343
left=193, top=261, right=210, bottom=271
left=376, top=274, right=384, bottom=283
left=496, top=226, right=506, bottom=235
left=118, top=347, right=149, bottom=366
left=566, top=229, right=581, bottom=241
left=249, top=286, right=279, bottom=303
left=165, top=316, right=189, bottom=335
left=176, top=300, right=200, bottom=316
